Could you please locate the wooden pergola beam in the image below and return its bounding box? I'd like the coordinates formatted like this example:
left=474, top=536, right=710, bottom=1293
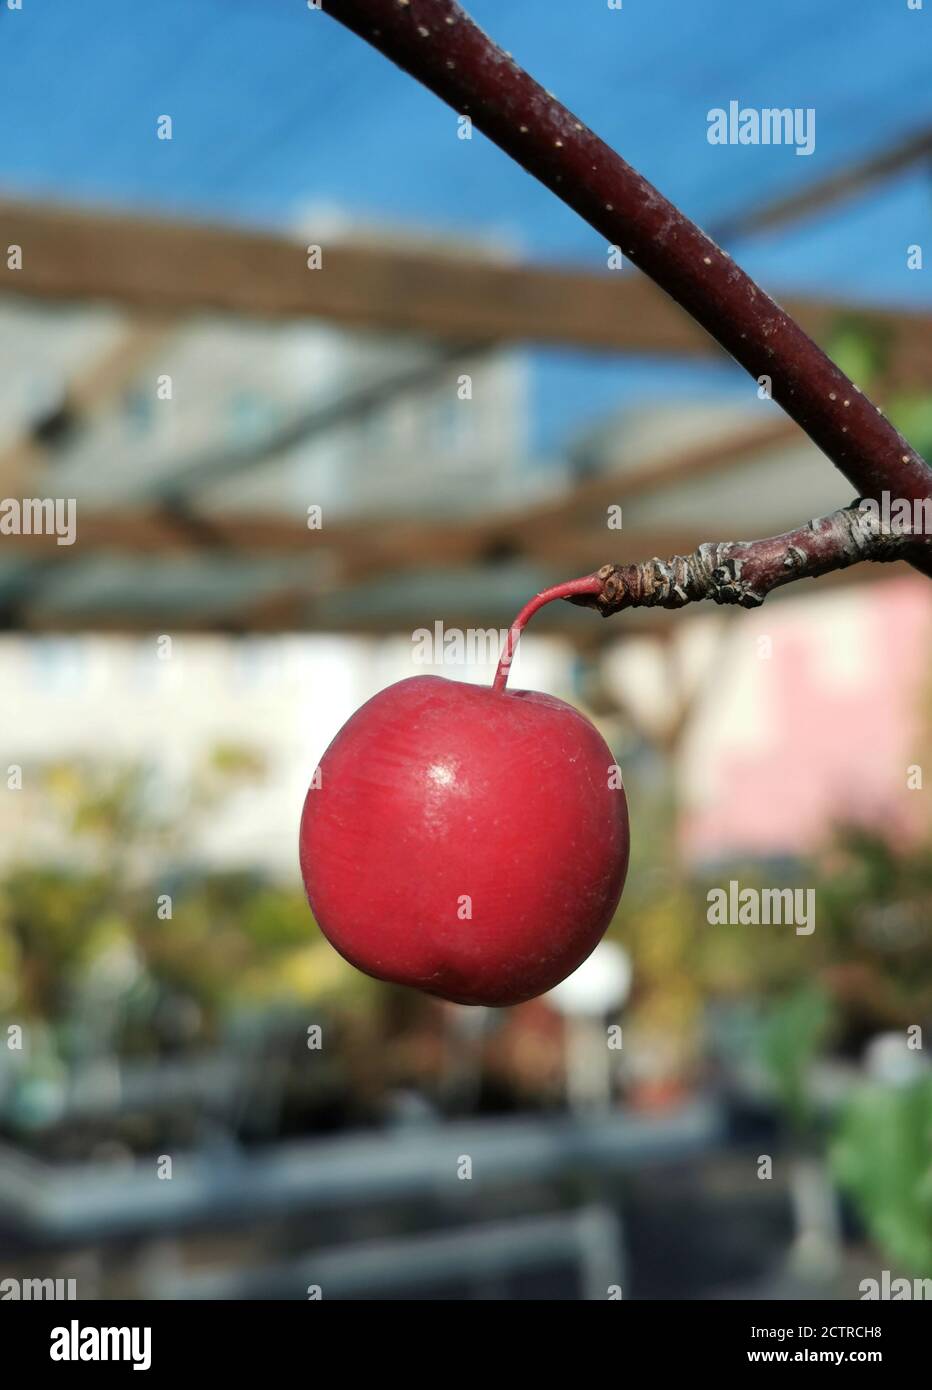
left=713, top=127, right=932, bottom=241
left=512, top=416, right=802, bottom=531
left=0, top=412, right=812, bottom=586
left=3, top=199, right=932, bottom=383
left=15, top=558, right=912, bottom=637
left=0, top=512, right=709, bottom=573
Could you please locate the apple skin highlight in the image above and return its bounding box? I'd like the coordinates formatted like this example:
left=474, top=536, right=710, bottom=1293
left=300, top=674, right=629, bottom=1007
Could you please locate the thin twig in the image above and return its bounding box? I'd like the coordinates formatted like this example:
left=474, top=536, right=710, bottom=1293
left=322, top=0, right=932, bottom=579
left=570, top=505, right=920, bottom=617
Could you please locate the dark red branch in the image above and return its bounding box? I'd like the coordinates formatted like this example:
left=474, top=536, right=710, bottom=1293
left=571, top=504, right=918, bottom=617
left=322, top=0, right=932, bottom=577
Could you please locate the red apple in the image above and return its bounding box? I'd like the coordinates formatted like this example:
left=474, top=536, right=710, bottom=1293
left=299, top=577, right=629, bottom=1007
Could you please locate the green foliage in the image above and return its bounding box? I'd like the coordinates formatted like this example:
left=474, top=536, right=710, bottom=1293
left=0, top=749, right=365, bottom=1075
left=824, top=314, right=932, bottom=457
left=826, top=319, right=888, bottom=394
left=831, top=1077, right=932, bottom=1275
left=610, top=745, right=932, bottom=1092
left=0, top=865, right=114, bottom=1017
left=815, top=824, right=932, bottom=1028
left=2, top=734, right=929, bottom=1125
left=758, top=984, right=834, bottom=1136
left=889, top=394, right=932, bottom=462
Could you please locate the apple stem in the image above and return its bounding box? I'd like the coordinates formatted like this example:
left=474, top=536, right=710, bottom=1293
left=493, top=574, right=604, bottom=693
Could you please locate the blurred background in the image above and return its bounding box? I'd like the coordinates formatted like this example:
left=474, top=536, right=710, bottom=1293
left=0, top=0, right=930, bottom=1300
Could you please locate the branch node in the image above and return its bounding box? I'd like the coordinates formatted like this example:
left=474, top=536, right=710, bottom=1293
left=581, top=500, right=922, bottom=620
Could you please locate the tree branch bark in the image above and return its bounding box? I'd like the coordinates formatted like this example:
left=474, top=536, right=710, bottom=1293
left=322, top=0, right=932, bottom=579
left=570, top=505, right=922, bottom=617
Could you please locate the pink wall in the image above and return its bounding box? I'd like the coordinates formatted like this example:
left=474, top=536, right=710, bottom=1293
left=680, top=577, right=932, bottom=862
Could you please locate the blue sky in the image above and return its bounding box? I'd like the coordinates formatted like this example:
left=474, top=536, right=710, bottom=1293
left=1, top=0, right=929, bottom=452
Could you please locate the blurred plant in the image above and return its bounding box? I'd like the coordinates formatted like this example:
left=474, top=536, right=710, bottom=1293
left=602, top=766, right=704, bottom=1098
left=2, top=720, right=928, bottom=1142
left=758, top=983, right=834, bottom=1139
left=831, top=1076, right=932, bottom=1274
left=756, top=983, right=844, bottom=1281
left=815, top=822, right=932, bottom=1034
left=890, top=394, right=932, bottom=464
left=827, top=316, right=932, bottom=460
left=686, top=818, right=932, bottom=1046
left=611, top=882, right=702, bottom=1100
left=608, top=742, right=931, bottom=1100
left=0, top=749, right=367, bottom=1057
left=826, top=319, right=890, bottom=398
